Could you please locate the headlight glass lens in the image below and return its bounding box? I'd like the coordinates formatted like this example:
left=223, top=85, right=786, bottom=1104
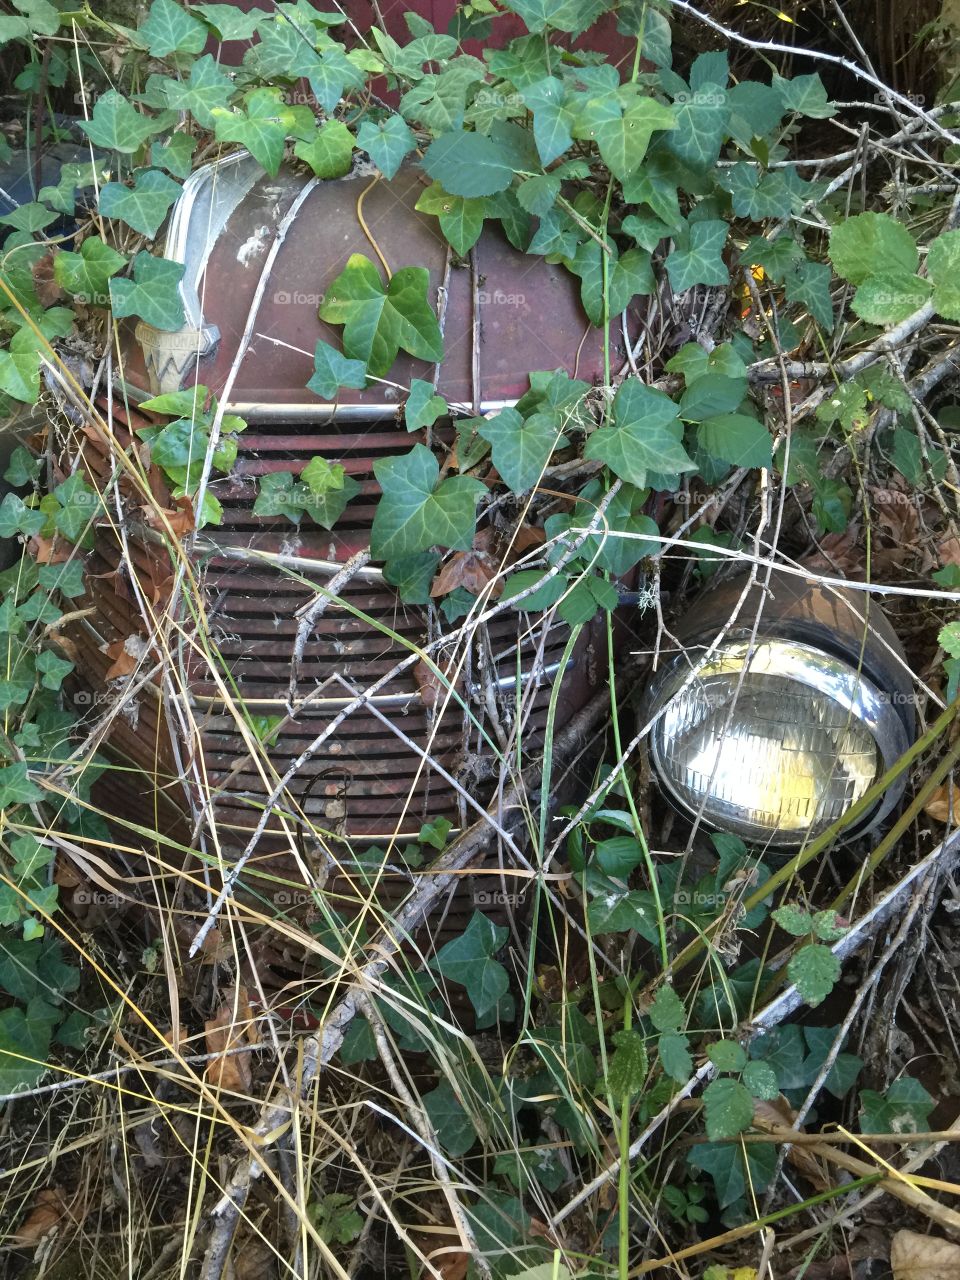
left=647, top=640, right=906, bottom=846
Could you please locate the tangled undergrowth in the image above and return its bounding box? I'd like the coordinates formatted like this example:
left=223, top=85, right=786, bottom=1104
left=1, top=0, right=960, bottom=1277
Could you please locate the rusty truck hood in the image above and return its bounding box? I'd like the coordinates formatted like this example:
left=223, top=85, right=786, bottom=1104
left=124, top=152, right=609, bottom=411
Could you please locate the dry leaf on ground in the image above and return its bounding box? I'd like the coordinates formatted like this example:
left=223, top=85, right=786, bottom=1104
left=205, top=986, right=258, bottom=1093
left=891, top=1229, right=960, bottom=1279
left=925, top=781, right=957, bottom=825
left=13, top=1188, right=76, bottom=1244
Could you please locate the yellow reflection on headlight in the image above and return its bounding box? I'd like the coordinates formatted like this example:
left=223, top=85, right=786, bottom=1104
left=654, top=673, right=879, bottom=843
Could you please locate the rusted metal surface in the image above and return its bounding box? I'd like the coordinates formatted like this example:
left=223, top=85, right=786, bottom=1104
left=119, top=160, right=617, bottom=411
left=66, top=158, right=619, bottom=954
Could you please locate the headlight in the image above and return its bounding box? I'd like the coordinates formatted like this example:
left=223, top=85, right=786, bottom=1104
left=642, top=572, right=914, bottom=846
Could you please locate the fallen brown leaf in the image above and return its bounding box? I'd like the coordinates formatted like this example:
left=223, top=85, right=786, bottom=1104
left=409, top=1233, right=468, bottom=1280
left=753, top=1097, right=830, bottom=1191
left=414, top=659, right=445, bottom=710
left=103, top=634, right=150, bottom=680
left=32, top=251, right=64, bottom=308
left=204, top=986, right=258, bottom=1093
left=925, top=781, right=957, bottom=825
left=431, top=550, right=501, bottom=598
left=891, top=1229, right=960, bottom=1279
left=144, top=496, right=194, bottom=538
left=939, top=535, right=960, bottom=569
left=13, top=1187, right=75, bottom=1244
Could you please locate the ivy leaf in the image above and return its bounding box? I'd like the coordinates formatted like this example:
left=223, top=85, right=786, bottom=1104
left=743, top=1060, right=779, bottom=1100
left=4, top=445, right=41, bottom=486
left=0, top=493, right=45, bottom=537
left=689, top=1141, right=776, bottom=1209
left=356, top=115, right=415, bottom=179
left=621, top=152, right=684, bottom=228
left=307, top=339, right=367, bottom=400
left=294, top=119, right=354, bottom=179
left=939, top=622, right=960, bottom=659
left=307, top=46, right=367, bottom=113
left=719, top=162, right=805, bottom=219
left=0, top=350, right=39, bottom=403
left=249, top=15, right=323, bottom=78
left=703, top=1077, right=754, bottom=1140
left=338, top=1015, right=377, bottom=1064
left=569, top=481, right=659, bottom=576
left=608, top=1028, right=648, bottom=1101
left=54, top=236, right=126, bottom=306
left=79, top=90, right=164, bottom=153
left=139, top=0, right=207, bottom=56
left=370, top=444, right=484, bottom=558
left=153, top=55, right=233, bottom=128
left=571, top=241, right=654, bottom=324
left=432, top=910, right=509, bottom=1019
left=587, top=883, right=660, bottom=942
left=0, top=762, right=43, bottom=807
left=422, top=129, right=516, bottom=197
left=928, top=229, right=960, bottom=320
left=194, top=3, right=264, bottom=39
left=707, top=1040, right=747, bottom=1073
left=382, top=552, right=439, bottom=605
left=740, top=234, right=804, bottom=283
left=679, top=372, right=746, bottom=421
left=110, top=253, right=185, bottom=332
left=665, top=220, right=729, bottom=293
left=829, top=212, right=917, bottom=286
left=522, top=76, right=575, bottom=166
left=649, top=985, right=685, bottom=1032
left=478, top=407, right=562, bottom=492
left=502, top=0, right=607, bottom=35
left=0, top=202, right=56, bottom=233
left=698, top=414, right=771, bottom=468
left=727, top=79, right=784, bottom=143
left=99, top=168, right=181, bottom=238
left=254, top=462, right=359, bottom=529
left=774, top=72, right=836, bottom=119
left=788, top=943, right=840, bottom=1008
left=667, top=83, right=729, bottom=169
left=422, top=1081, right=478, bottom=1156
left=0, top=1000, right=52, bottom=1094
left=151, top=133, right=197, bottom=178
left=575, top=96, right=676, bottom=180
left=405, top=379, right=447, bottom=431
left=212, top=88, right=302, bottom=177
left=784, top=257, right=834, bottom=331
left=415, top=182, right=486, bottom=256
left=584, top=380, right=692, bottom=489
left=37, top=560, right=85, bottom=599
left=400, top=62, right=484, bottom=133
left=318, top=254, right=443, bottom=378
left=563, top=575, right=618, bottom=626
left=36, top=649, right=73, bottom=691
left=859, top=1076, right=934, bottom=1134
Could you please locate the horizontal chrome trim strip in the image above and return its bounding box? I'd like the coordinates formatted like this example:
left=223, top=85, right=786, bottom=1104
left=109, top=383, right=519, bottom=421
left=195, top=542, right=386, bottom=582
left=188, top=662, right=564, bottom=712
left=224, top=399, right=518, bottom=421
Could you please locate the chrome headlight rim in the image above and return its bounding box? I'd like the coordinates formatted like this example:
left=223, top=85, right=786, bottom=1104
left=644, top=636, right=911, bottom=847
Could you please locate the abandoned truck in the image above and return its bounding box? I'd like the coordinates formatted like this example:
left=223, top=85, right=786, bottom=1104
left=56, top=151, right=915, bottom=967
